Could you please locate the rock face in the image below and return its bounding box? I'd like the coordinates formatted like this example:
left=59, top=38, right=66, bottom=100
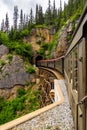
left=56, top=27, right=68, bottom=57
left=0, top=55, right=34, bottom=89
left=0, top=45, right=9, bottom=58
left=55, top=22, right=73, bottom=57
left=24, top=27, right=55, bottom=51
left=0, top=85, right=23, bottom=99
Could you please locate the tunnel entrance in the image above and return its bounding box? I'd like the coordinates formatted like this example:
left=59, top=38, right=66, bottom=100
left=36, top=55, right=43, bottom=66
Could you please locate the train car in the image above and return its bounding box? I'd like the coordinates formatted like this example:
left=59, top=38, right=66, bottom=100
left=64, top=4, right=87, bottom=130
left=54, top=56, right=64, bottom=74
left=37, top=56, right=64, bottom=74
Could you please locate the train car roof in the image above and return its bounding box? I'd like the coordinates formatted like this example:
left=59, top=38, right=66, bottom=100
left=37, top=55, right=64, bottom=62
left=66, top=2, right=87, bottom=56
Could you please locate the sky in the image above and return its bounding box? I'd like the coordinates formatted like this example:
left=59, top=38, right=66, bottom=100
left=0, top=0, right=68, bottom=27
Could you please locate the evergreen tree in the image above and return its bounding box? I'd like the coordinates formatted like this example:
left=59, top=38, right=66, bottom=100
left=60, top=0, right=62, bottom=12
left=63, top=2, right=67, bottom=21
left=5, top=13, right=9, bottom=32
left=1, top=19, right=5, bottom=32
left=38, top=5, right=44, bottom=24
left=26, top=15, right=29, bottom=26
left=56, top=0, right=62, bottom=31
left=68, top=0, right=74, bottom=17
left=45, top=0, right=52, bottom=25
left=35, top=4, right=39, bottom=24
left=48, top=0, right=52, bottom=24
left=13, top=6, right=19, bottom=30
left=56, top=0, right=62, bottom=21
left=29, top=8, right=34, bottom=24
left=23, top=14, right=27, bottom=29
left=53, top=0, right=57, bottom=19
left=8, top=26, right=14, bottom=40
left=19, top=9, right=23, bottom=30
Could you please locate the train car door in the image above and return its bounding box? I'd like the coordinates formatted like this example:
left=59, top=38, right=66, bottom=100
left=78, top=38, right=86, bottom=130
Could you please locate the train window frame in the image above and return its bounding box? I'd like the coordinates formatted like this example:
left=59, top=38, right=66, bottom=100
left=73, top=46, right=78, bottom=91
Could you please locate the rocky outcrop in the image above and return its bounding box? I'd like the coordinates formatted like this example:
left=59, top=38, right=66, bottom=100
left=55, top=27, right=68, bottom=57
left=55, top=22, right=73, bottom=57
left=0, top=55, right=35, bottom=89
left=0, top=45, right=9, bottom=58
left=24, top=27, right=55, bottom=51
left=29, top=27, right=55, bottom=43
left=0, top=85, right=24, bottom=99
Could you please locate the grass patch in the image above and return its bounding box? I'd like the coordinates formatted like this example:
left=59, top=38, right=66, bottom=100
left=0, top=85, right=41, bottom=125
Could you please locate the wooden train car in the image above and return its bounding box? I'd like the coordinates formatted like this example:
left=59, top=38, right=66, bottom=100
left=37, top=56, right=64, bottom=74
left=64, top=4, right=87, bottom=130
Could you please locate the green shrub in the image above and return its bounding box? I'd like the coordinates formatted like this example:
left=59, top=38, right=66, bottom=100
left=67, top=35, right=72, bottom=41
left=20, top=29, right=29, bottom=38
left=7, top=54, right=13, bottom=62
left=0, top=31, right=9, bottom=45
left=0, top=60, right=6, bottom=66
left=5, top=41, right=33, bottom=62
left=37, top=48, right=45, bottom=56
left=25, top=81, right=30, bottom=86
left=17, top=88, right=26, bottom=98
left=26, top=66, right=35, bottom=74
left=41, top=43, right=49, bottom=50
left=0, top=85, right=41, bottom=125
left=0, top=97, right=4, bottom=111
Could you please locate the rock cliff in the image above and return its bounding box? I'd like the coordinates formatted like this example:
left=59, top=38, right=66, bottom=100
left=55, top=22, right=73, bottom=57
left=24, top=27, right=55, bottom=51
left=0, top=45, right=35, bottom=89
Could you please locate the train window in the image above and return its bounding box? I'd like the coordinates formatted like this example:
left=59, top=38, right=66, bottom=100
left=83, top=20, right=87, bottom=37
left=68, top=54, right=73, bottom=86
left=68, top=54, right=71, bottom=79
left=73, top=46, right=78, bottom=91
left=65, top=56, right=68, bottom=74
left=68, top=53, right=73, bottom=85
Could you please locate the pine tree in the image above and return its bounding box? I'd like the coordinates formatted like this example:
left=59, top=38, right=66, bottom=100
left=19, top=9, right=23, bottom=30
left=63, top=2, right=67, bottom=21
left=13, top=6, right=19, bottom=30
left=57, top=0, right=62, bottom=20
left=60, top=0, right=62, bottom=12
left=68, top=0, right=74, bottom=17
left=48, top=0, right=52, bottom=24
left=23, top=14, right=26, bottom=29
left=53, top=0, right=57, bottom=19
left=56, top=0, right=62, bottom=31
left=35, top=4, right=39, bottom=24
left=5, top=13, right=9, bottom=32
left=45, top=0, right=52, bottom=25
left=29, top=8, right=34, bottom=24
left=1, top=19, right=5, bottom=32
left=38, top=5, right=44, bottom=24
left=8, top=26, right=14, bottom=40
left=25, top=15, right=29, bottom=28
